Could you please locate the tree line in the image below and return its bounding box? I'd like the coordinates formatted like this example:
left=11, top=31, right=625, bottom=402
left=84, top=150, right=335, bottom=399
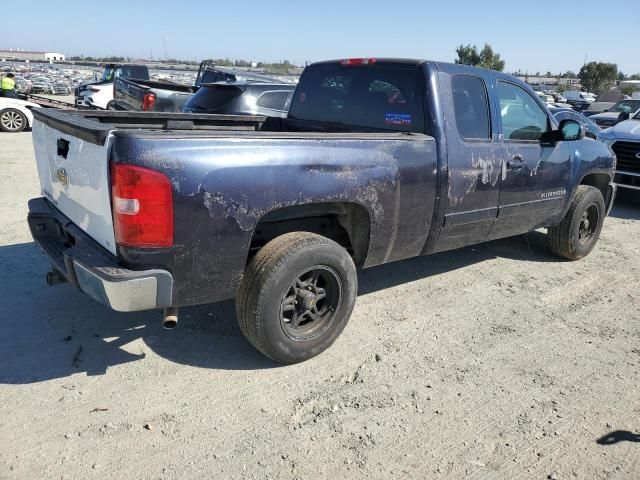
left=454, top=43, right=639, bottom=94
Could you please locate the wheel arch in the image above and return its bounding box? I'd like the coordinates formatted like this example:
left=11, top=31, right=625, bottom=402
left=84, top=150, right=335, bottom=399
left=579, top=172, right=614, bottom=210
left=249, top=201, right=371, bottom=267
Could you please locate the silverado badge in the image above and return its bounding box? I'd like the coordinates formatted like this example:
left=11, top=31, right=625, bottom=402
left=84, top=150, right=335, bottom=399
left=56, top=168, right=68, bottom=186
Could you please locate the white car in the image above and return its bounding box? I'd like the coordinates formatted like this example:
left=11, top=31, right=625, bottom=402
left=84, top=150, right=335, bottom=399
left=0, top=97, right=39, bottom=133
left=75, top=82, right=114, bottom=110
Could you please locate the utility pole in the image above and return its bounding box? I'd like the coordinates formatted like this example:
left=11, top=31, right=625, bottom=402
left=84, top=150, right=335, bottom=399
left=162, top=36, right=168, bottom=61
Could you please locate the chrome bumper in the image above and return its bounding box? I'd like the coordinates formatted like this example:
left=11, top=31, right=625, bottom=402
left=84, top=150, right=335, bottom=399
left=27, top=197, right=173, bottom=312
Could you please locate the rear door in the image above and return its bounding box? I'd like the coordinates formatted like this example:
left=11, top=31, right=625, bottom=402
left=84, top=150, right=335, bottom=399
left=489, top=80, right=571, bottom=239
left=435, top=67, right=502, bottom=251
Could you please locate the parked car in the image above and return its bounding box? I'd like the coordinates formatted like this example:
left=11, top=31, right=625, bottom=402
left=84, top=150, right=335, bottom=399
left=598, top=109, right=640, bottom=191
left=548, top=106, right=600, bottom=139
left=30, top=81, right=54, bottom=94
left=113, top=61, right=286, bottom=112
left=27, top=58, right=615, bottom=364
left=75, top=63, right=150, bottom=110
left=537, top=92, right=572, bottom=109
left=0, top=96, right=39, bottom=132
left=563, top=91, right=595, bottom=111
left=589, top=100, right=640, bottom=129
left=182, top=82, right=295, bottom=118
left=53, top=82, right=72, bottom=95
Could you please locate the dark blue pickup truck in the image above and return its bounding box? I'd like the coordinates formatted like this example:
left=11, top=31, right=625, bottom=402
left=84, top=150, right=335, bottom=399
left=28, top=58, right=616, bottom=364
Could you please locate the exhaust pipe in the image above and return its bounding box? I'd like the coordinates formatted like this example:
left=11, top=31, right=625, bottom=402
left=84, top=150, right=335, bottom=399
left=46, top=270, right=67, bottom=286
left=163, top=307, right=179, bottom=329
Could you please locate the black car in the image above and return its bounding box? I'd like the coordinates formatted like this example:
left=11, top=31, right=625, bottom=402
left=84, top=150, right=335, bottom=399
left=182, top=82, right=296, bottom=118
left=548, top=107, right=600, bottom=140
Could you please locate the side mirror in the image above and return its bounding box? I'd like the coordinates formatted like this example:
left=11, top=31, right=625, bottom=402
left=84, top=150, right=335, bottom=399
left=557, top=119, right=585, bottom=141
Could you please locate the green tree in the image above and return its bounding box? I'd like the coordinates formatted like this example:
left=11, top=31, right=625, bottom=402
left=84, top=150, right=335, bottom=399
left=578, top=62, right=618, bottom=94
left=621, top=86, right=634, bottom=97
left=454, top=43, right=505, bottom=71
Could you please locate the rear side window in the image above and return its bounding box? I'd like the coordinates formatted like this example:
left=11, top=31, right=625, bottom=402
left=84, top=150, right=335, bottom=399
left=289, top=64, right=425, bottom=133
left=256, top=91, right=291, bottom=111
left=115, top=66, right=149, bottom=80
left=452, top=75, right=490, bottom=140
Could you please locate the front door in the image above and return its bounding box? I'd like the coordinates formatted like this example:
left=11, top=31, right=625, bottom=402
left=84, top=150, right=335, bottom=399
left=489, top=81, right=572, bottom=240
left=434, top=70, right=502, bottom=252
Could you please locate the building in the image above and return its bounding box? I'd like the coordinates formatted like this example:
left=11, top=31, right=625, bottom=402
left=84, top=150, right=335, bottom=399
left=0, top=49, right=66, bottom=62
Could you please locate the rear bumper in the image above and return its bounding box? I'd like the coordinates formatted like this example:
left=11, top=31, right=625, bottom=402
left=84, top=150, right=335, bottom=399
left=27, top=197, right=173, bottom=312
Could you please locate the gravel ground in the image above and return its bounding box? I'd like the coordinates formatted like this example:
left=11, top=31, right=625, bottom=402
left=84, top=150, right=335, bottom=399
left=0, top=130, right=639, bottom=479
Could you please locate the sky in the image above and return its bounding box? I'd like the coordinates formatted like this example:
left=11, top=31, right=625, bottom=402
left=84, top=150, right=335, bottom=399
left=3, top=0, right=639, bottom=75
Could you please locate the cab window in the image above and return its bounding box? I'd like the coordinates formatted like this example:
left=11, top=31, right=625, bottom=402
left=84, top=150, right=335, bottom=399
left=452, top=75, right=491, bottom=140
left=497, top=81, right=549, bottom=142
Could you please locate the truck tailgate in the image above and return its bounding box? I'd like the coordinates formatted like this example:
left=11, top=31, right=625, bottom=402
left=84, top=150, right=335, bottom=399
left=31, top=109, right=117, bottom=255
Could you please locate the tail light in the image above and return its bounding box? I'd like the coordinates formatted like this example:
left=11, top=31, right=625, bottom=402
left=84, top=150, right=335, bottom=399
left=340, top=58, right=377, bottom=66
left=111, top=163, right=173, bottom=248
left=142, top=92, right=157, bottom=111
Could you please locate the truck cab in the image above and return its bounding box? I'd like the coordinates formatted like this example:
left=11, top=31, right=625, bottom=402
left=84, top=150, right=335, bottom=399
left=75, top=63, right=149, bottom=110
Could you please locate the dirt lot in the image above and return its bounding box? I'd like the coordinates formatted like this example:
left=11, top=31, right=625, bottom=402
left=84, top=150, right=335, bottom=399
left=1, top=130, right=639, bottom=479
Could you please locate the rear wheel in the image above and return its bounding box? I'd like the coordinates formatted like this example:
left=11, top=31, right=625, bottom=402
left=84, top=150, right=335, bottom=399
left=236, top=232, right=357, bottom=364
left=0, top=109, right=27, bottom=132
left=548, top=185, right=605, bottom=260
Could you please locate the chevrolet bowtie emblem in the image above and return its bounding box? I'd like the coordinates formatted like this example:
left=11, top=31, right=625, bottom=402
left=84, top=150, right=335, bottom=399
left=56, top=168, right=68, bottom=186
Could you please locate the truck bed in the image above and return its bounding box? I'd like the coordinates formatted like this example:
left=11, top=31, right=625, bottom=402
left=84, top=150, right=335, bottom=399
left=114, top=77, right=197, bottom=112
left=31, top=108, right=272, bottom=145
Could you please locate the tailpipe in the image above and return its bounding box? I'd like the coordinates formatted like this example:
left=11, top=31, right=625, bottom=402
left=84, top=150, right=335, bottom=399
left=163, top=307, right=179, bottom=329
left=46, top=270, right=67, bottom=286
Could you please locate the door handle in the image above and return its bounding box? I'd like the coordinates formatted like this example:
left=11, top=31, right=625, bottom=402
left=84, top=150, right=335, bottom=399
left=507, top=155, right=524, bottom=170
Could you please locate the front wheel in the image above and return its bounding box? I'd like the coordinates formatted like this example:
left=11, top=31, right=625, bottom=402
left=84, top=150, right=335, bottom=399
left=547, top=185, right=605, bottom=260
left=236, top=232, right=357, bottom=364
left=0, top=108, right=27, bottom=132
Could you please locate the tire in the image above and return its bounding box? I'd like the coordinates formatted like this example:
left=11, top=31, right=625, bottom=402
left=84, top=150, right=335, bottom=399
left=237, top=232, right=357, bottom=364
left=0, top=108, right=27, bottom=133
left=106, top=101, right=115, bottom=110
left=548, top=185, right=605, bottom=260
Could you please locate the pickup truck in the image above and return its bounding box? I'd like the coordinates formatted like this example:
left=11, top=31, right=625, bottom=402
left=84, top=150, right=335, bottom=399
left=75, top=63, right=150, bottom=110
left=27, top=58, right=616, bottom=364
left=113, top=61, right=284, bottom=112
left=598, top=108, right=640, bottom=191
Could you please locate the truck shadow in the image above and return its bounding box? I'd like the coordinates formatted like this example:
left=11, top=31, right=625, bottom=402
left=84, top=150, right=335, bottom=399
left=0, top=230, right=580, bottom=384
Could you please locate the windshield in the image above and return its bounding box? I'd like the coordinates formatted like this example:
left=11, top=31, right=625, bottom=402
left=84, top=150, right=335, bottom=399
left=100, top=66, right=115, bottom=81
left=610, top=100, right=640, bottom=113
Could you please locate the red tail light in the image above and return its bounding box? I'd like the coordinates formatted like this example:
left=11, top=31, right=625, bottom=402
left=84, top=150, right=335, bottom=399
left=340, top=58, right=377, bottom=66
left=142, top=92, right=157, bottom=111
left=111, top=163, right=173, bottom=248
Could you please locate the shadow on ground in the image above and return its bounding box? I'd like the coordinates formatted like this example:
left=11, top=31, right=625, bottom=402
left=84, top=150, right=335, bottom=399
left=597, top=430, right=640, bottom=445
left=0, top=206, right=626, bottom=384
